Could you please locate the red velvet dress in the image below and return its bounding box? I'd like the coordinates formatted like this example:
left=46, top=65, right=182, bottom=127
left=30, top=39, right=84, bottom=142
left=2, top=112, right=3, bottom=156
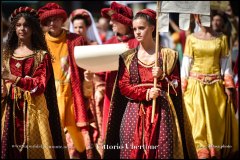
left=101, top=35, right=139, bottom=140
left=233, top=55, right=239, bottom=112
left=3, top=54, right=50, bottom=159
left=118, top=56, right=180, bottom=159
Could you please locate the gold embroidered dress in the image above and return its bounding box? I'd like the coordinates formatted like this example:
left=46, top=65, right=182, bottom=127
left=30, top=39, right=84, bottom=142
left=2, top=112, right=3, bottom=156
left=1, top=51, right=67, bottom=159
left=181, top=34, right=238, bottom=159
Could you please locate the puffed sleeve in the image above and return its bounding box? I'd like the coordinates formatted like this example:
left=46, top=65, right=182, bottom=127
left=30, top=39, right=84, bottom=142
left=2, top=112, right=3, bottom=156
left=16, top=53, right=51, bottom=95
left=181, top=35, right=193, bottom=92
left=220, top=35, right=229, bottom=58
left=183, top=35, right=194, bottom=58
left=118, top=58, right=148, bottom=101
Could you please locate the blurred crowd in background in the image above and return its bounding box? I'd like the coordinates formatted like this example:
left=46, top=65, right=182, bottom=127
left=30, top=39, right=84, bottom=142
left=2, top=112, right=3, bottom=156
left=1, top=1, right=239, bottom=159
left=2, top=1, right=239, bottom=65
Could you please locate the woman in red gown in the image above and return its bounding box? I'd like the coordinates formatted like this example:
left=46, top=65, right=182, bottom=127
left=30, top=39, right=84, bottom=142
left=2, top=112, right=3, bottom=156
left=98, top=2, right=139, bottom=141
left=1, top=7, right=67, bottom=159
left=104, top=9, right=185, bottom=159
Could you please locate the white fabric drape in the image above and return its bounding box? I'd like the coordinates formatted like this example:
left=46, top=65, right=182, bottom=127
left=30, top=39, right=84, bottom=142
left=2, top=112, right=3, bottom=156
left=180, top=55, right=193, bottom=79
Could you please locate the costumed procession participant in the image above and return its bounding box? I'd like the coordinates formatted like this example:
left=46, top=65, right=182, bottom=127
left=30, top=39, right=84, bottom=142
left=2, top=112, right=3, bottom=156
left=97, top=17, right=114, bottom=43
left=1, top=6, right=67, bottom=159
left=69, top=9, right=102, bottom=45
left=104, top=8, right=185, bottom=159
left=181, top=14, right=239, bottom=159
left=99, top=1, right=139, bottom=141
left=68, top=8, right=103, bottom=158
left=233, top=55, right=239, bottom=118
left=38, top=3, right=99, bottom=159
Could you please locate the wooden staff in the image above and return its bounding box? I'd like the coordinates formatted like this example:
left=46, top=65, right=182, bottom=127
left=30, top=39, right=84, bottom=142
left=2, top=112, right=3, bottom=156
left=151, top=1, right=161, bottom=123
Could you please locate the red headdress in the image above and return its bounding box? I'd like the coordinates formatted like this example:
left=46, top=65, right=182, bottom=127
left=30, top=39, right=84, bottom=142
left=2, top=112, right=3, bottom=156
left=38, top=2, right=67, bottom=25
left=136, top=8, right=156, bottom=25
left=10, top=6, right=38, bottom=21
left=101, top=2, right=133, bottom=26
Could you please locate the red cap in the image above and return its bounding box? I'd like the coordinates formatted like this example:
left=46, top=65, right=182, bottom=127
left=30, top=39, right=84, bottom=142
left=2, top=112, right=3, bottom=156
left=101, top=2, right=133, bottom=26
left=38, top=2, right=67, bottom=25
left=136, top=9, right=156, bottom=25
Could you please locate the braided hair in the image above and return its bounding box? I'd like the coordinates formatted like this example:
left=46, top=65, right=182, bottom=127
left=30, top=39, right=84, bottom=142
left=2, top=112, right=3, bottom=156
left=3, top=7, right=52, bottom=60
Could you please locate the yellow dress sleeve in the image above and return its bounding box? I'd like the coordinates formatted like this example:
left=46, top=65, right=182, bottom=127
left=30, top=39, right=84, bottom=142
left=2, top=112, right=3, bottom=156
left=184, top=35, right=193, bottom=58
left=220, top=35, right=229, bottom=57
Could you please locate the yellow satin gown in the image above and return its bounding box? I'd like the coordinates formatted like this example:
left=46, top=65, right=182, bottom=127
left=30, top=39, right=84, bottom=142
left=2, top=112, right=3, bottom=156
left=183, top=34, right=238, bottom=159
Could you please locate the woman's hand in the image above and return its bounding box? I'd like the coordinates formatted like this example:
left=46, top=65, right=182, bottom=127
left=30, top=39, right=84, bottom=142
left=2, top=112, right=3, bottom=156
left=149, top=87, right=161, bottom=99
left=95, top=90, right=104, bottom=106
left=84, top=70, right=94, bottom=81
left=92, top=128, right=99, bottom=143
left=152, top=66, right=163, bottom=78
left=1, top=66, right=17, bottom=83
left=181, top=78, right=188, bottom=93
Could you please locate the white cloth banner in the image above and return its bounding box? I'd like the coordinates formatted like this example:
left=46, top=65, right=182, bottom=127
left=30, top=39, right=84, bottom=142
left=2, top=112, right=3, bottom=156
left=200, top=15, right=211, bottom=27
left=158, top=1, right=210, bottom=31
left=74, top=43, right=129, bottom=72
left=160, top=1, right=210, bottom=15
left=158, top=13, right=169, bottom=32
left=179, top=13, right=190, bottom=30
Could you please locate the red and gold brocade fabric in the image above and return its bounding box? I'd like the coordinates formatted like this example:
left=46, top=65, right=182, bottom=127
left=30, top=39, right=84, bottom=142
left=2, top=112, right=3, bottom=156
left=118, top=54, right=181, bottom=159
left=11, top=55, right=51, bottom=95
left=118, top=61, right=180, bottom=99
left=66, top=33, right=93, bottom=127
left=101, top=35, right=139, bottom=140
left=1, top=52, right=67, bottom=159
left=104, top=48, right=184, bottom=159
left=9, top=54, right=52, bottom=153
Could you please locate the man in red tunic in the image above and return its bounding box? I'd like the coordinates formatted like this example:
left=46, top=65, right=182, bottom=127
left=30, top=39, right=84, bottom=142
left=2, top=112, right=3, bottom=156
left=98, top=2, right=139, bottom=141
left=38, top=3, right=98, bottom=158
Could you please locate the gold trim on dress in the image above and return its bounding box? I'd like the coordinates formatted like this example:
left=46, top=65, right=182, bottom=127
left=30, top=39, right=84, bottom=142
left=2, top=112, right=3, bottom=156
left=189, top=72, right=222, bottom=84
left=138, top=59, right=155, bottom=68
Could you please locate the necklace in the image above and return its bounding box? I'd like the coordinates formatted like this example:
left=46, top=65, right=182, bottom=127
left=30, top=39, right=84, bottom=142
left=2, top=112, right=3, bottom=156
left=138, top=59, right=155, bottom=67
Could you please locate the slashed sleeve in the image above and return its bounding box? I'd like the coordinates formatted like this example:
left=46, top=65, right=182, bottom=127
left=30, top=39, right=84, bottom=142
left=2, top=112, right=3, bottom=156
left=118, top=58, right=148, bottom=101
left=16, top=53, right=51, bottom=95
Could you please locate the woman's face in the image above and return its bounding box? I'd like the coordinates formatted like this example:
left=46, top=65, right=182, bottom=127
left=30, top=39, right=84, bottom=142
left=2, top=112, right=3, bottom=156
left=73, top=19, right=87, bottom=36
left=45, top=16, right=64, bottom=35
left=211, top=15, right=224, bottom=32
left=110, top=18, right=129, bottom=35
left=15, top=17, right=32, bottom=41
left=132, top=18, right=154, bottom=42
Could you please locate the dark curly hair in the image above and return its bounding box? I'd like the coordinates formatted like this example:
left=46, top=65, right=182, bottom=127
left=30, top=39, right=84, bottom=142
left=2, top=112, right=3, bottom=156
left=3, top=12, right=52, bottom=60
left=72, top=15, right=91, bottom=27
